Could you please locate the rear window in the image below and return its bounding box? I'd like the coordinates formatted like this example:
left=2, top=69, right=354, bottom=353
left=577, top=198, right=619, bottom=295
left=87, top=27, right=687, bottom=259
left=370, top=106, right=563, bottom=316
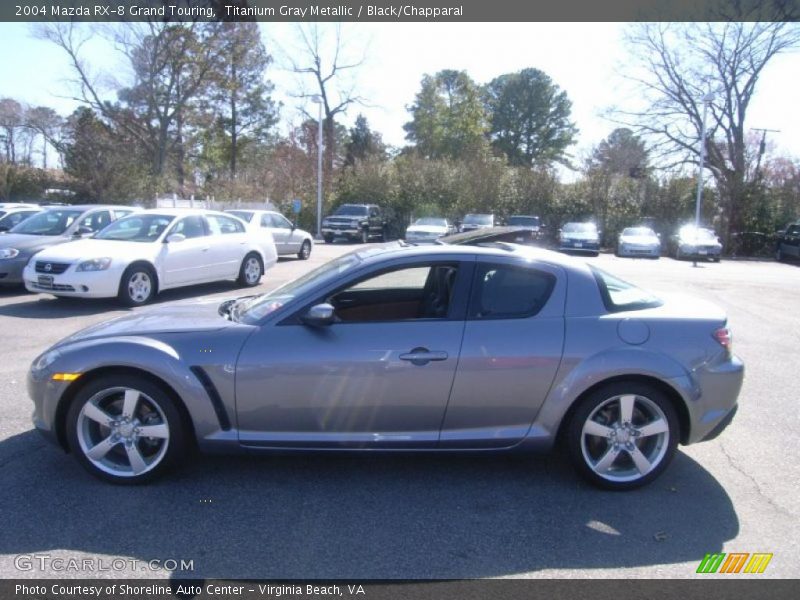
left=591, top=267, right=662, bottom=312
left=469, top=263, right=555, bottom=319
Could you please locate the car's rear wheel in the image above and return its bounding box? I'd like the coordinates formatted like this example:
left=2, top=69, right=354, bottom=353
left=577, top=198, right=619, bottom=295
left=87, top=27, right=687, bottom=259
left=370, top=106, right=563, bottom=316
left=324, top=234, right=334, bottom=244
left=297, top=240, right=312, bottom=260
left=566, top=381, right=679, bottom=490
left=66, top=375, right=186, bottom=484
left=118, top=264, right=156, bottom=306
left=237, top=253, right=263, bottom=287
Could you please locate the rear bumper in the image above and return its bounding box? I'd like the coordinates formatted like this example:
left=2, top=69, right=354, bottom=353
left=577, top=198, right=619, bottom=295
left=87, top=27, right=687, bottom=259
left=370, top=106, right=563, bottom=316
left=679, top=354, right=744, bottom=445
left=560, top=241, right=600, bottom=253
left=618, top=245, right=660, bottom=257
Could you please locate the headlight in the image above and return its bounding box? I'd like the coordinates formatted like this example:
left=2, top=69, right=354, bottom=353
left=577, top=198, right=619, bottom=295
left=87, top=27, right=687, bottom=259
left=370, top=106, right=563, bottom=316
left=31, top=349, right=60, bottom=372
left=76, top=258, right=112, bottom=272
left=0, top=248, right=19, bottom=259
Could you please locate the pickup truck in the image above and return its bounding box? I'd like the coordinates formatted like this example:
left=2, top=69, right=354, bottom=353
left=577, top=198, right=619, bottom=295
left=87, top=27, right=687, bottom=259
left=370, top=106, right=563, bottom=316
left=321, top=204, right=386, bottom=243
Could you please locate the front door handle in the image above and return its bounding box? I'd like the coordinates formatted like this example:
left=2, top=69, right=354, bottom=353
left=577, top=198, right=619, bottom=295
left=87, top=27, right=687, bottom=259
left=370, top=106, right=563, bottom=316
left=399, top=347, right=448, bottom=366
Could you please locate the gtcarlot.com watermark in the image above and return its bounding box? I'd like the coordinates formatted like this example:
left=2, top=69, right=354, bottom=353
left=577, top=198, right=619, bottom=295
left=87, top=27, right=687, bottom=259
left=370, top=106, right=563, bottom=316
left=14, top=553, right=194, bottom=573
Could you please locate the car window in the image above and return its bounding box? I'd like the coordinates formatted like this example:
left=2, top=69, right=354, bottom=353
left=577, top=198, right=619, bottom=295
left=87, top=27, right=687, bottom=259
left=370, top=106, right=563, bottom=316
left=171, top=216, right=207, bottom=239
left=787, top=225, right=800, bottom=236
left=469, top=263, right=555, bottom=319
left=228, top=210, right=254, bottom=223
left=10, top=209, right=85, bottom=235
left=96, top=214, right=174, bottom=242
left=591, top=267, right=662, bottom=312
left=114, top=209, right=135, bottom=219
left=330, top=263, right=460, bottom=322
left=81, top=211, right=112, bottom=232
left=207, top=214, right=245, bottom=235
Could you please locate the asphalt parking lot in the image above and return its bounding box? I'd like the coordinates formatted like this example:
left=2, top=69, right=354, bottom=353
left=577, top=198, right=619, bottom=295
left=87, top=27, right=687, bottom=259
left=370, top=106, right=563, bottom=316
left=0, top=242, right=798, bottom=579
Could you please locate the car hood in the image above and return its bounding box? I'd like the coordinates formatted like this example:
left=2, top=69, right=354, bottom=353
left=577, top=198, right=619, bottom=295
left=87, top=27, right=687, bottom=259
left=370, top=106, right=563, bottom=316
left=562, top=232, right=598, bottom=241
left=34, top=238, right=157, bottom=262
left=0, top=233, right=67, bottom=254
left=407, top=225, right=446, bottom=234
left=620, top=235, right=659, bottom=245
left=54, top=299, right=236, bottom=348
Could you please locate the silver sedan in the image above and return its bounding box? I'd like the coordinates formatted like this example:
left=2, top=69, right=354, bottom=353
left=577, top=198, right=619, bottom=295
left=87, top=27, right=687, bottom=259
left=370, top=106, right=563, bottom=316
left=27, top=243, right=743, bottom=490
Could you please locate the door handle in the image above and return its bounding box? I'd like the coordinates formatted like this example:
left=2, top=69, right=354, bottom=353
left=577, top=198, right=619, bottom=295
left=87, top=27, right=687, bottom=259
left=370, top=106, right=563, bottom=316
left=399, top=348, right=448, bottom=366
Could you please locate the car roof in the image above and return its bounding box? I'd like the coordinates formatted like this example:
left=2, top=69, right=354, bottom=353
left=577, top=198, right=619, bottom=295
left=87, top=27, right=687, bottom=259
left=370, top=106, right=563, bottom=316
left=41, top=204, right=136, bottom=212
left=356, top=241, right=590, bottom=272
left=135, top=208, right=238, bottom=218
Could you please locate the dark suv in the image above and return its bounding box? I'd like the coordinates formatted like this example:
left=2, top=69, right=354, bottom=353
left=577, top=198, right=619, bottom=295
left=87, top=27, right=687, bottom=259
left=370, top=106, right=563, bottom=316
left=321, top=204, right=385, bottom=244
left=775, top=220, right=800, bottom=261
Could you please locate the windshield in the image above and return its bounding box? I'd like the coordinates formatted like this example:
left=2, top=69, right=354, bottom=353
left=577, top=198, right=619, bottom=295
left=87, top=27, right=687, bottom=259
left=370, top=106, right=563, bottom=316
left=680, top=227, right=716, bottom=241
left=507, top=216, right=540, bottom=227
left=234, top=247, right=389, bottom=323
left=464, top=214, right=492, bottom=225
left=334, top=205, right=369, bottom=216
left=227, top=210, right=254, bottom=223
left=591, top=267, right=662, bottom=312
left=94, top=214, right=175, bottom=242
left=10, top=209, right=84, bottom=236
left=414, top=218, right=447, bottom=227
left=563, top=222, right=596, bottom=234
left=622, top=227, right=656, bottom=237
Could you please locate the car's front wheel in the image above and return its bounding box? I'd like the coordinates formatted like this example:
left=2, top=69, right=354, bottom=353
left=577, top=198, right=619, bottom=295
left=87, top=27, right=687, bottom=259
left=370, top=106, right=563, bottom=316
left=566, top=381, right=679, bottom=490
left=66, top=375, right=187, bottom=484
left=118, top=264, right=156, bottom=306
left=237, top=253, right=263, bottom=287
left=776, top=246, right=785, bottom=262
left=297, top=240, right=312, bottom=260
left=360, top=228, right=369, bottom=244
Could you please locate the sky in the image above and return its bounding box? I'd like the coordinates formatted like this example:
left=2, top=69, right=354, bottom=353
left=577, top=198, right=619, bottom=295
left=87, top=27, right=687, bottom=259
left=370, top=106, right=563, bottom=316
left=1, top=21, right=798, bottom=166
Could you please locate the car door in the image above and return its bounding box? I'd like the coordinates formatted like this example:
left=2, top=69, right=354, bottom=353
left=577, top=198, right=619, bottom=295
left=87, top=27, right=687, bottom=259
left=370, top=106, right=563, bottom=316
left=159, top=215, right=213, bottom=286
left=235, top=259, right=473, bottom=448
left=785, top=224, right=800, bottom=257
left=439, top=257, right=566, bottom=448
left=206, top=214, right=250, bottom=278
left=266, top=212, right=298, bottom=254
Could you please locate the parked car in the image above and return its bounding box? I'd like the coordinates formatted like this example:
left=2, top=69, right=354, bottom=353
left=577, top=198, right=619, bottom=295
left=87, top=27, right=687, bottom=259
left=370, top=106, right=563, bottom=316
left=505, top=215, right=542, bottom=238
left=321, top=203, right=385, bottom=244
left=438, top=226, right=540, bottom=247
left=670, top=225, right=722, bottom=261
left=28, top=243, right=742, bottom=489
left=404, top=217, right=453, bottom=243
left=559, top=222, right=600, bottom=256
left=0, top=205, right=136, bottom=287
left=616, top=226, right=661, bottom=258
left=0, top=205, right=43, bottom=232
left=23, top=209, right=277, bottom=305
left=226, top=209, right=313, bottom=260
left=774, top=220, right=800, bottom=261
left=459, top=213, right=495, bottom=233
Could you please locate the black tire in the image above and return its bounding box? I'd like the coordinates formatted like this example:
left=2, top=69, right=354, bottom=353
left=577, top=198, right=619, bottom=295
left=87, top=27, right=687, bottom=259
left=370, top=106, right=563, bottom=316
left=675, top=247, right=683, bottom=260
left=237, top=252, right=263, bottom=287
left=118, top=264, right=157, bottom=307
left=776, top=246, right=785, bottom=262
left=323, top=234, right=334, bottom=244
left=712, top=256, right=721, bottom=263
left=65, top=374, right=187, bottom=484
left=297, top=240, right=312, bottom=260
left=361, top=228, right=369, bottom=244
left=565, top=381, right=679, bottom=491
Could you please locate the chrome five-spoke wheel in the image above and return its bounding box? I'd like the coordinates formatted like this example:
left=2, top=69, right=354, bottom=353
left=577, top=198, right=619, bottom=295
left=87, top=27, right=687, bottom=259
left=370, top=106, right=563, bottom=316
left=568, top=382, right=678, bottom=490
left=67, top=376, right=186, bottom=484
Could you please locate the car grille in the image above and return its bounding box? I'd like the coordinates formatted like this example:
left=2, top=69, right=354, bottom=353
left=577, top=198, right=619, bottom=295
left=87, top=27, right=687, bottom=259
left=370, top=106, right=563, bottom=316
left=30, top=282, right=75, bottom=292
left=35, top=261, right=71, bottom=274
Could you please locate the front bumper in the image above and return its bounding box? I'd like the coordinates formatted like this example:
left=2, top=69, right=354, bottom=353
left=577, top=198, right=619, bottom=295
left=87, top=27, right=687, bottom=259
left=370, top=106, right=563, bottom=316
left=0, top=256, right=29, bottom=284
left=23, top=263, right=123, bottom=298
left=560, top=240, right=600, bottom=253
left=321, top=226, right=361, bottom=238
left=618, top=244, right=660, bottom=257
left=28, top=366, right=71, bottom=448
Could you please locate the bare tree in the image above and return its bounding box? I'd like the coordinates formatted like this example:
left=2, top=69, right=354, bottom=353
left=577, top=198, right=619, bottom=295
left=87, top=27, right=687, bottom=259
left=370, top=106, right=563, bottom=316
left=285, top=24, right=367, bottom=179
left=613, top=22, right=800, bottom=241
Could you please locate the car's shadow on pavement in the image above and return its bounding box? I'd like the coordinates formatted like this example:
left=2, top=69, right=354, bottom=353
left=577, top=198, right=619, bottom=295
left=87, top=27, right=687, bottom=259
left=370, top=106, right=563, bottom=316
left=0, top=430, right=738, bottom=579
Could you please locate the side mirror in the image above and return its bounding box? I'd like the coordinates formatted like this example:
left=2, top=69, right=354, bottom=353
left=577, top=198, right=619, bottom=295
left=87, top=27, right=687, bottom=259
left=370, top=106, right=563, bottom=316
left=291, top=222, right=297, bottom=231
left=165, top=233, right=186, bottom=244
left=301, top=303, right=335, bottom=327
left=74, top=226, right=94, bottom=237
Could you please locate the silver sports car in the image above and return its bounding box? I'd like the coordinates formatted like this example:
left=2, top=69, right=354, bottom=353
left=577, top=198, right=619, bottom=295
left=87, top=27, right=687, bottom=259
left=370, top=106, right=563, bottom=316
left=28, top=243, right=743, bottom=489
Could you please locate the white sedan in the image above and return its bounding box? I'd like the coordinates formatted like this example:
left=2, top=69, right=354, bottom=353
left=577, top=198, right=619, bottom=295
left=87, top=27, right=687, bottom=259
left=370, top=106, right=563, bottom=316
left=404, top=217, right=453, bottom=243
left=23, top=209, right=278, bottom=305
left=226, top=209, right=313, bottom=260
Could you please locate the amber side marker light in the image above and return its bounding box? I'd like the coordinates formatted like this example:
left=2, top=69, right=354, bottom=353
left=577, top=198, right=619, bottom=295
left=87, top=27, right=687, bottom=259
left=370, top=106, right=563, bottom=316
left=52, top=373, right=81, bottom=382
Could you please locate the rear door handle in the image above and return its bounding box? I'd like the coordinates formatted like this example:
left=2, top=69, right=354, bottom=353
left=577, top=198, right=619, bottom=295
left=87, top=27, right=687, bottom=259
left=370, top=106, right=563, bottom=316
left=400, top=348, right=448, bottom=366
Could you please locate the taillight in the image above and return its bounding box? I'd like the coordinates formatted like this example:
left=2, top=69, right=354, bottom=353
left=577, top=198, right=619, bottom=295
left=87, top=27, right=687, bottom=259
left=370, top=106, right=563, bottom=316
left=713, top=327, right=732, bottom=353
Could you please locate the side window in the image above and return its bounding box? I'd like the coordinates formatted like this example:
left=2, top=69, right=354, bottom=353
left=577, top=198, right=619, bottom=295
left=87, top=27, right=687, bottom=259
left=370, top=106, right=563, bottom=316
left=272, top=213, right=292, bottom=229
left=788, top=225, right=800, bottom=236
left=114, top=209, right=135, bottom=219
left=469, top=263, right=555, bottom=319
left=171, top=216, right=207, bottom=239
left=81, top=211, right=111, bottom=232
left=369, top=208, right=379, bottom=218
left=327, top=263, right=459, bottom=322
left=207, top=214, right=244, bottom=235
left=260, top=214, right=273, bottom=228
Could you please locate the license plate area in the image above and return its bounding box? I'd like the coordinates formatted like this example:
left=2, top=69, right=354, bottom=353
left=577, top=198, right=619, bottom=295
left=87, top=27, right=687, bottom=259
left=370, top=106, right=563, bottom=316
left=37, top=275, right=54, bottom=288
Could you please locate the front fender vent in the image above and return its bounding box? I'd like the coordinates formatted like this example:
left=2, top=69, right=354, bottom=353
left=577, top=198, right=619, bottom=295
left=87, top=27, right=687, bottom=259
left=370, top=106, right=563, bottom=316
left=189, top=366, right=232, bottom=431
